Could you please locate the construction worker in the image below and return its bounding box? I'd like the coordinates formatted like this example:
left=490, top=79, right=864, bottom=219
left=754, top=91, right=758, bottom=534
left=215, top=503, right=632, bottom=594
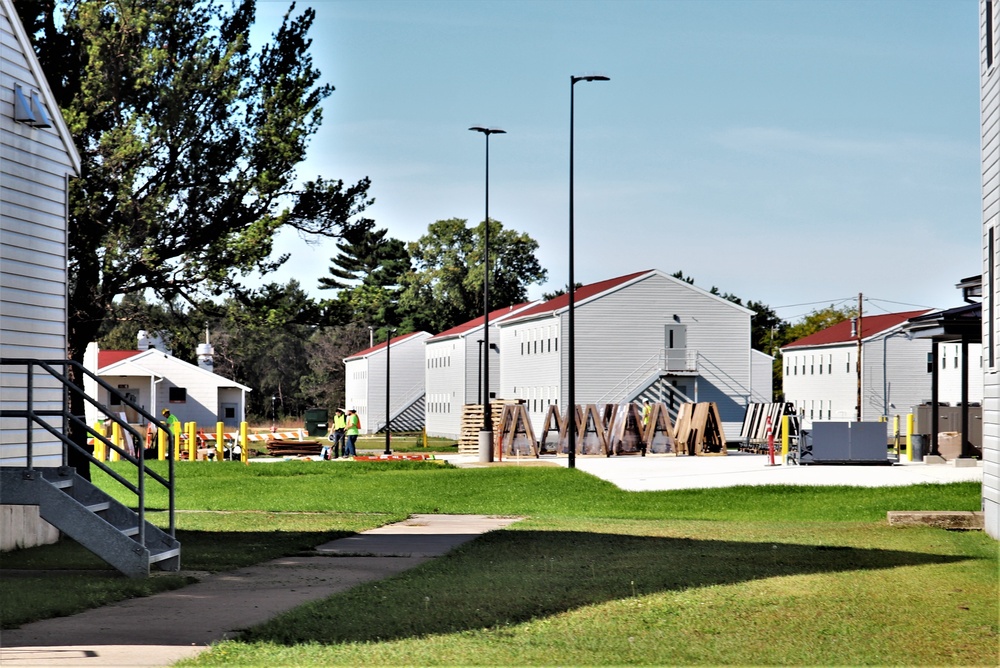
left=642, top=400, right=651, bottom=427
left=329, top=408, right=347, bottom=459
left=344, top=409, right=361, bottom=458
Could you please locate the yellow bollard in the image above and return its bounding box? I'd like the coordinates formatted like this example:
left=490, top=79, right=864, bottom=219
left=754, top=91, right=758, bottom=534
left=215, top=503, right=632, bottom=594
left=110, top=421, right=122, bottom=462
left=173, top=421, right=182, bottom=460
left=423, top=428, right=427, bottom=449
left=158, top=425, right=167, bottom=460
left=781, top=415, right=789, bottom=464
left=186, top=422, right=197, bottom=461
left=906, top=413, right=914, bottom=462
left=92, top=420, right=106, bottom=461
left=240, top=422, right=249, bottom=464
left=216, top=422, right=225, bottom=462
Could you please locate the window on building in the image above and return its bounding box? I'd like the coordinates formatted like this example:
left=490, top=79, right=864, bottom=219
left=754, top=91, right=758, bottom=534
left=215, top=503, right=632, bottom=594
left=990, top=226, right=996, bottom=369
left=169, top=387, right=187, bottom=403
left=989, top=0, right=995, bottom=69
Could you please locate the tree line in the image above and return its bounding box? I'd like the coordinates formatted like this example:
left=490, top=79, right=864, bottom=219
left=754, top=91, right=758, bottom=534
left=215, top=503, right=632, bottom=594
left=16, top=1, right=851, bottom=449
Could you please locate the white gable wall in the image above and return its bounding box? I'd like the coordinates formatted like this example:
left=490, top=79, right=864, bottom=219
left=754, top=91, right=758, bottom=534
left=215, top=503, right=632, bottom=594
left=347, top=332, right=430, bottom=434
left=344, top=357, right=369, bottom=427
left=500, top=315, right=561, bottom=435
left=0, top=0, right=79, bottom=468
left=980, top=0, right=999, bottom=538
left=424, top=336, right=467, bottom=439
left=500, top=272, right=752, bottom=437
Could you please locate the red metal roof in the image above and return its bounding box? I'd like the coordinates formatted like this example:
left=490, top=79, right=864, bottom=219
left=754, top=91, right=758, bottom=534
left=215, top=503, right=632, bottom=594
left=427, top=303, right=533, bottom=341
left=98, top=350, right=142, bottom=368
left=501, top=270, right=653, bottom=323
left=782, top=310, right=931, bottom=349
left=346, top=330, right=429, bottom=359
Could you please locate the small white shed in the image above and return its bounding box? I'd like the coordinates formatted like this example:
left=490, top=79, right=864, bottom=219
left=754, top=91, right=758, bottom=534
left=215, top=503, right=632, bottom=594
left=84, top=345, right=250, bottom=429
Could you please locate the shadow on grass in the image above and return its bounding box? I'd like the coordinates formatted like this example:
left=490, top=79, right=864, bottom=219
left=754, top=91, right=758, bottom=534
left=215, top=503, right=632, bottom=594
left=243, top=529, right=975, bottom=646
left=0, top=529, right=352, bottom=573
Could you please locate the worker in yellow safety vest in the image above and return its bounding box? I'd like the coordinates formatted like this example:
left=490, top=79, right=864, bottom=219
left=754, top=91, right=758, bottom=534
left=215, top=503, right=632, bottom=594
left=344, top=409, right=360, bottom=458
left=326, top=408, right=347, bottom=459
left=641, top=400, right=651, bottom=427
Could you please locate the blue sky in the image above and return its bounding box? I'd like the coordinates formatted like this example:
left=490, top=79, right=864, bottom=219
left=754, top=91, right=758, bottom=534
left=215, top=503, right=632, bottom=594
left=253, top=0, right=980, bottom=322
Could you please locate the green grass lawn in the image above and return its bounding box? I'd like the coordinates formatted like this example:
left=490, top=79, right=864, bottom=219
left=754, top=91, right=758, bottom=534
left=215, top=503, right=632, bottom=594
left=2, top=461, right=996, bottom=665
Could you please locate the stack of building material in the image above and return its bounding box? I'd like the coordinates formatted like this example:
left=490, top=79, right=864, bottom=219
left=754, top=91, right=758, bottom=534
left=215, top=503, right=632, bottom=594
left=607, top=403, right=645, bottom=455
left=265, top=439, right=323, bottom=457
left=538, top=404, right=564, bottom=455
left=458, top=400, right=519, bottom=454
left=674, top=402, right=727, bottom=455
left=643, top=402, right=675, bottom=454
left=495, top=404, right=538, bottom=458
left=740, top=403, right=796, bottom=453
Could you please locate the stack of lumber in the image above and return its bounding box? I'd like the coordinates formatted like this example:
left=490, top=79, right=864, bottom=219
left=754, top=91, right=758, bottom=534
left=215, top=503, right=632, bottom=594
left=673, top=402, right=727, bottom=455
left=458, top=399, right=521, bottom=454
left=496, top=404, right=538, bottom=458
left=740, top=403, right=796, bottom=453
left=265, top=439, right=323, bottom=457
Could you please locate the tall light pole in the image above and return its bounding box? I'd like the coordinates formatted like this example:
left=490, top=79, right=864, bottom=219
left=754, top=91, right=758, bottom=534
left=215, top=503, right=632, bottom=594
left=384, top=327, right=396, bottom=455
left=477, top=338, right=484, bottom=405
left=469, top=125, right=505, bottom=462
left=567, top=74, right=609, bottom=470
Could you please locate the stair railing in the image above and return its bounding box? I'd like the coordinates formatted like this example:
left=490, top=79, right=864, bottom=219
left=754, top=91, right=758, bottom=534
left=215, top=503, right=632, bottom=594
left=0, top=358, right=176, bottom=545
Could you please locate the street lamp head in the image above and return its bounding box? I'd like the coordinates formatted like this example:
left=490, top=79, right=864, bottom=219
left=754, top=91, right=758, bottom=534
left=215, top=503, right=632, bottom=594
left=469, top=126, right=506, bottom=135
left=572, top=74, right=610, bottom=84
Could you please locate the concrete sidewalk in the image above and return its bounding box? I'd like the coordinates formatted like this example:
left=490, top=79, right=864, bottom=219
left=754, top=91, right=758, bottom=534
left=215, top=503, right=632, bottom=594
left=0, top=514, right=521, bottom=667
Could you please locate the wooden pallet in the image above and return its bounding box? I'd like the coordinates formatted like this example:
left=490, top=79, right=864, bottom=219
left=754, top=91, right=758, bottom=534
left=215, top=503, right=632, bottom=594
left=458, top=399, right=521, bottom=454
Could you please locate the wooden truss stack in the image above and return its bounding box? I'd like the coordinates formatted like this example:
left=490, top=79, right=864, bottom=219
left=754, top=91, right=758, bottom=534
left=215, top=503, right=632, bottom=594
left=505, top=400, right=726, bottom=458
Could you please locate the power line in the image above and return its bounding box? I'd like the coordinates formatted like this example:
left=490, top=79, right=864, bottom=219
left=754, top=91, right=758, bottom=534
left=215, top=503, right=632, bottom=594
left=773, top=298, right=853, bottom=310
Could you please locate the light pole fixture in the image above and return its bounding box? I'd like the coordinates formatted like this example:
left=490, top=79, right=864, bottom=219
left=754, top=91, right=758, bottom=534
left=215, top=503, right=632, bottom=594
left=469, top=125, right=505, bottom=462
left=477, top=338, right=485, bottom=405
left=567, top=74, right=609, bottom=470
left=384, top=327, right=396, bottom=455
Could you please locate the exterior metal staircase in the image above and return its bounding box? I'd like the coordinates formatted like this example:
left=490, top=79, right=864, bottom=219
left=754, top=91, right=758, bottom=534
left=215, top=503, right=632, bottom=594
left=0, top=467, right=180, bottom=578
left=0, top=358, right=179, bottom=578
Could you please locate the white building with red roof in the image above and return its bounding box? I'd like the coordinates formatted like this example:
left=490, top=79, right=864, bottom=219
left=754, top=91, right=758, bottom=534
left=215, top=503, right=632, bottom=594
left=495, top=269, right=764, bottom=439
left=83, top=341, right=251, bottom=429
left=423, top=303, right=536, bottom=439
left=781, top=310, right=982, bottom=427
left=344, top=331, right=432, bottom=434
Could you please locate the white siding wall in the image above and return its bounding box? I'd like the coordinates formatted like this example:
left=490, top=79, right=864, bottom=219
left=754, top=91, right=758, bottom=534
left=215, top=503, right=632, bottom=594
left=572, top=274, right=751, bottom=431
left=936, top=342, right=985, bottom=406
left=783, top=336, right=950, bottom=428
left=499, top=272, right=752, bottom=436
left=750, top=349, right=774, bottom=403
left=981, top=0, right=999, bottom=539
left=0, top=3, right=76, bottom=467
left=355, top=333, right=430, bottom=434
left=500, top=317, right=561, bottom=436
left=425, top=337, right=466, bottom=439
left=344, top=358, right=369, bottom=429
left=862, top=336, right=935, bottom=422
left=782, top=345, right=859, bottom=426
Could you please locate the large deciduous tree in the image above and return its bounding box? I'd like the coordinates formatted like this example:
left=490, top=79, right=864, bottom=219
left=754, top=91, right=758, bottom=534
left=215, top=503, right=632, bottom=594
left=17, top=0, right=371, bottom=476
left=398, top=218, right=547, bottom=334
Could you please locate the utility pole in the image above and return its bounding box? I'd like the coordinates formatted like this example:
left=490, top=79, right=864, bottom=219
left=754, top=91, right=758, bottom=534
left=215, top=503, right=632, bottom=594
left=856, top=292, right=863, bottom=422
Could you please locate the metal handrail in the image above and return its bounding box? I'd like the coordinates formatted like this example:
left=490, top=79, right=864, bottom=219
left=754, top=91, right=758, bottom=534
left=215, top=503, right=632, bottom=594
left=0, top=358, right=176, bottom=542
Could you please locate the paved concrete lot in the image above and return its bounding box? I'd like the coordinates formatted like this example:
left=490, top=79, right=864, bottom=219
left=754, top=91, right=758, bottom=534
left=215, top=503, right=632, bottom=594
left=440, top=451, right=983, bottom=491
